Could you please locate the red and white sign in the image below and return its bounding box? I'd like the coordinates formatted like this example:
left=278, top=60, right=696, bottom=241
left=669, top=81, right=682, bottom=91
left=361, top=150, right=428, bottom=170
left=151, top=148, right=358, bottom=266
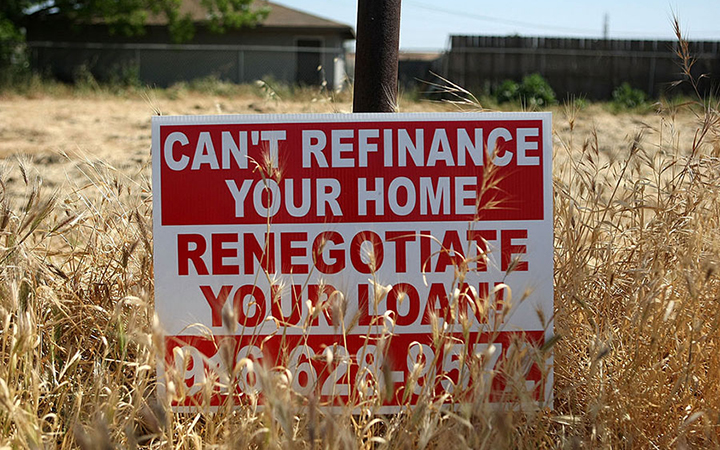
left=152, top=112, right=553, bottom=411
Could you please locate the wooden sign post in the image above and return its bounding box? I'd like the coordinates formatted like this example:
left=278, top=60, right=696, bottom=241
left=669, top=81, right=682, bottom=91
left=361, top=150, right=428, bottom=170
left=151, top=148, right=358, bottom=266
left=352, top=0, right=402, bottom=113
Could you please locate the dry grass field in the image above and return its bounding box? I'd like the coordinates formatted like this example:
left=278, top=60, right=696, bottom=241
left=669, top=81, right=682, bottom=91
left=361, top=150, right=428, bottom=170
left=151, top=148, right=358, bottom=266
left=0, top=86, right=700, bottom=200
left=0, top=62, right=720, bottom=448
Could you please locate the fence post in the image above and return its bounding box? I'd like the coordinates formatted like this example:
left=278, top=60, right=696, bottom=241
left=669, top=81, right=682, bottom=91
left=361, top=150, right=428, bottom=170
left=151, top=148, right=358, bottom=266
left=352, top=0, right=402, bottom=113
left=237, top=50, right=244, bottom=83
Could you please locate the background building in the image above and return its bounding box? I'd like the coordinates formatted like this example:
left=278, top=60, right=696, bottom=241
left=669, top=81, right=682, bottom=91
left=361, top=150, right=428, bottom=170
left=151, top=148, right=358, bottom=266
left=26, top=1, right=355, bottom=90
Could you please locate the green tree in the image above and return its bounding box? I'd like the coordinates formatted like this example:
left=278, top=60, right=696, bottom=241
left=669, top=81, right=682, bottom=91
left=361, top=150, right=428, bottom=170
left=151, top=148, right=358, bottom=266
left=1, top=2, right=25, bottom=73
left=1, top=0, right=269, bottom=72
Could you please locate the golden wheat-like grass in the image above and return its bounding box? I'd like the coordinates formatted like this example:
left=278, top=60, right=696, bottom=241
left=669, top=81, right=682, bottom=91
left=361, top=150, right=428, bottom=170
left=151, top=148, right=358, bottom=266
left=1, top=25, right=720, bottom=448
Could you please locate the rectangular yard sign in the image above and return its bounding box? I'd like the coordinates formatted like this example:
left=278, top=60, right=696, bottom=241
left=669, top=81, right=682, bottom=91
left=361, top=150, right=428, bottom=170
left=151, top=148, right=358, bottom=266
left=152, top=112, right=553, bottom=411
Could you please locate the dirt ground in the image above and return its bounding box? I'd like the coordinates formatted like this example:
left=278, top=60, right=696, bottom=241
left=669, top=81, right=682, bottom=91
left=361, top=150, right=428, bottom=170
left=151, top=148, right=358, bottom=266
left=0, top=91, right=704, bottom=199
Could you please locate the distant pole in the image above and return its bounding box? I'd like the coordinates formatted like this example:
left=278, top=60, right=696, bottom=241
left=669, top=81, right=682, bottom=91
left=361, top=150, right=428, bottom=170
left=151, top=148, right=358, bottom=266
left=603, top=13, right=609, bottom=39
left=353, top=0, right=402, bottom=113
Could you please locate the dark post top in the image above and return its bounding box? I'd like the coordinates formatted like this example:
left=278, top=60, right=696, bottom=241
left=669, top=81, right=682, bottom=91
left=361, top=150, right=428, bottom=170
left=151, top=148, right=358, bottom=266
left=352, top=0, right=402, bottom=113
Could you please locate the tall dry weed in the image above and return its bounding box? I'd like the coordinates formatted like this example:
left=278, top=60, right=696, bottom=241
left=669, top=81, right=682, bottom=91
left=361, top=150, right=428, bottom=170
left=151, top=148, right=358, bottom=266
left=552, top=20, right=720, bottom=447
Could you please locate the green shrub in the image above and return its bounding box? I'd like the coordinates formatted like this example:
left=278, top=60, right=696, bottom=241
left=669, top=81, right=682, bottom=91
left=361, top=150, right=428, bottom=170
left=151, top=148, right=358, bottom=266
left=518, top=73, right=556, bottom=106
left=612, top=83, right=647, bottom=109
left=108, top=61, right=141, bottom=88
left=495, top=79, right=519, bottom=104
left=0, top=17, right=28, bottom=88
left=495, top=73, right=556, bottom=107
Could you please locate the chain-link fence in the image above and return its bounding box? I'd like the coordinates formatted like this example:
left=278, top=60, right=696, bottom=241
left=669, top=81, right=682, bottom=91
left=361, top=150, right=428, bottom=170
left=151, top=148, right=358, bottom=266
left=27, top=41, right=349, bottom=90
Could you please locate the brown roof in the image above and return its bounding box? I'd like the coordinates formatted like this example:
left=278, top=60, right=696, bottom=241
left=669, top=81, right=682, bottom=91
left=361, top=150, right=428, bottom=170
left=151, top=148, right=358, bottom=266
left=147, top=0, right=354, bottom=38
left=263, top=2, right=351, bottom=30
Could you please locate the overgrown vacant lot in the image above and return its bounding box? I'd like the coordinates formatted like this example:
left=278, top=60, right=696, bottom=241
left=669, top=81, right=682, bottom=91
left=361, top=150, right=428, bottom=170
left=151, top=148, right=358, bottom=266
left=0, top=87, right=701, bottom=188
left=0, top=82, right=719, bottom=448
